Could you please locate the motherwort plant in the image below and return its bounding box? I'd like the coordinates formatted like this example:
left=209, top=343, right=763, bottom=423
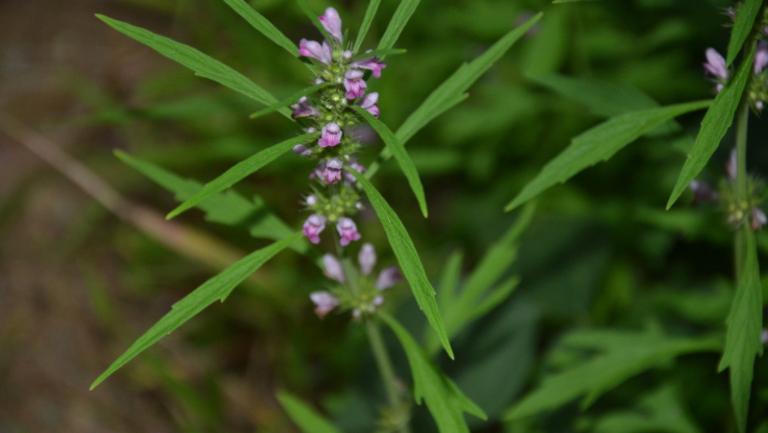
left=90, top=1, right=542, bottom=432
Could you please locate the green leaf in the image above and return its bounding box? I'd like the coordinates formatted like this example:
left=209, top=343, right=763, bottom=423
left=718, top=228, right=763, bottom=433
left=504, top=328, right=721, bottom=420
left=666, top=51, right=754, bottom=209
left=221, top=0, right=298, bottom=57
left=96, top=14, right=289, bottom=118
left=90, top=232, right=302, bottom=390
left=295, top=0, right=333, bottom=44
left=276, top=391, right=344, bottom=433
left=505, top=100, right=711, bottom=212
left=346, top=167, right=452, bottom=359
left=380, top=313, right=486, bottom=433
left=437, top=250, right=464, bottom=312
left=354, top=0, right=382, bottom=53
left=377, top=0, right=421, bottom=52
left=589, top=386, right=702, bottom=433
left=351, top=48, right=406, bottom=60
left=365, top=12, right=541, bottom=179
left=552, top=0, right=603, bottom=2
left=726, top=0, right=763, bottom=66
left=353, top=106, right=428, bottom=217
left=249, top=82, right=331, bottom=119
left=167, top=133, right=316, bottom=219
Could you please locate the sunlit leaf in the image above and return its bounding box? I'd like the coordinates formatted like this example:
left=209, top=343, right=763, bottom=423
left=726, top=0, right=762, bottom=66
left=90, top=232, right=302, bottom=389
left=377, top=0, right=421, bottom=52
left=167, top=133, right=316, bottom=219
left=277, top=391, right=344, bottom=433
left=504, top=100, right=711, bottom=212
left=221, top=0, right=298, bottom=57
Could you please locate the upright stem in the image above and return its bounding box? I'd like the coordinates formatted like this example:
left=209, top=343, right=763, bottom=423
left=365, top=318, right=410, bottom=433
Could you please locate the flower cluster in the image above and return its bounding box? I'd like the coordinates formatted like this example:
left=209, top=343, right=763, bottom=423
left=293, top=7, right=387, bottom=246
left=310, top=243, right=402, bottom=319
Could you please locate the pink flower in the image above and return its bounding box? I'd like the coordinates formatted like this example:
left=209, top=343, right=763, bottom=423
left=291, top=96, right=321, bottom=118
left=358, top=92, right=380, bottom=118
left=298, top=39, right=332, bottom=64
left=323, top=158, right=343, bottom=184
left=358, top=243, right=376, bottom=275
left=376, top=266, right=402, bottom=290
left=322, top=254, right=345, bottom=282
left=319, top=7, right=343, bottom=44
left=344, top=70, right=367, bottom=99
left=755, top=42, right=768, bottom=75
left=751, top=208, right=767, bottom=231
left=310, top=291, right=339, bottom=319
left=351, top=56, right=387, bottom=78
left=704, top=48, right=729, bottom=80
left=319, top=122, right=342, bottom=147
left=337, top=217, right=361, bottom=246
left=343, top=161, right=367, bottom=184
left=293, top=144, right=313, bottom=156
left=302, top=214, right=326, bottom=244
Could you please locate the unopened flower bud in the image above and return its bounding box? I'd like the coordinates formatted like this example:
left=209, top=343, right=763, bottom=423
left=310, top=291, right=339, bottom=319
left=322, top=254, right=346, bottom=282
left=337, top=217, right=361, bottom=246
left=358, top=243, right=377, bottom=275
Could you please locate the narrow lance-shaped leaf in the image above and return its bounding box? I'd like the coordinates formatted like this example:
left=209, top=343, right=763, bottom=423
left=354, top=0, right=382, bottom=53
left=221, top=0, right=299, bottom=57
left=726, top=0, right=763, bottom=66
left=250, top=82, right=331, bottom=119
left=353, top=105, right=428, bottom=217
left=91, top=232, right=302, bottom=389
left=168, top=133, right=316, bottom=219
left=377, top=0, right=421, bottom=52
left=365, top=12, right=542, bottom=179
left=276, top=391, right=344, bottom=433
left=346, top=167, right=453, bottom=359
left=96, top=15, right=289, bottom=118
left=505, top=100, right=711, bottom=212
left=718, top=228, right=763, bottom=433
left=667, top=50, right=754, bottom=209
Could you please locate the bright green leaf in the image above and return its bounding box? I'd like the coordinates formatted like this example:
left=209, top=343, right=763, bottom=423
left=355, top=0, right=382, bottom=53
left=167, top=133, right=316, bottom=219
left=353, top=106, right=428, bottom=218
left=726, top=0, right=762, bottom=66
left=96, top=14, right=289, bottom=118
left=90, top=232, right=302, bottom=389
left=505, top=100, right=711, bottom=212
left=667, top=51, right=754, bottom=209
left=346, top=167, right=452, bottom=359
left=249, top=82, right=331, bottom=119
left=221, top=0, right=298, bottom=57
left=276, top=391, right=344, bottom=433
left=377, top=0, right=421, bottom=52
left=719, top=228, right=763, bottom=433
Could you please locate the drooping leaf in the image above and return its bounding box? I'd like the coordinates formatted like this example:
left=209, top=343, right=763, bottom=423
left=365, top=13, right=542, bottom=179
left=276, top=391, right=344, bottom=433
left=355, top=0, right=382, bottom=53
left=96, top=15, right=289, bottom=118
left=346, top=167, right=452, bottom=359
left=377, top=0, right=421, bottom=52
left=726, top=0, right=762, bottom=66
left=504, top=100, right=711, bottom=212
left=667, top=50, right=754, bottom=209
left=221, top=0, right=298, bottom=57
left=718, top=228, right=763, bottom=433
left=353, top=106, right=428, bottom=217
left=90, top=232, right=302, bottom=389
left=504, top=328, right=721, bottom=420
left=167, top=133, right=316, bottom=219
left=249, top=82, right=331, bottom=119
left=380, top=313, right=486, bottom=433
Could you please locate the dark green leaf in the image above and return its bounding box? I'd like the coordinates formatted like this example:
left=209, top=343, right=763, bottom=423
left=346, top=167, right=452, bottom=359
left=221, top=0, right=298, bottom=57
left=353, top=106, right=428, bottom=217
left=249, top=82, right=331, bottom=119
left=718, top=228, right=763, bottom=433
left=354, top=0, right=382, bottom=53
left=90, top=232, right=302, bottom=389
left=167, top=133, right=316, bottom=219
left=505, top=100, right=711, bottom=212
left=377, top=0, right=421, bottom=52
left=96, top=14, right=289, bottom=118
left=726, top=0, right=762, bottom=66
left=667, top=51, right=754, bottom=209
left=276, top=391, right=344, bottom=433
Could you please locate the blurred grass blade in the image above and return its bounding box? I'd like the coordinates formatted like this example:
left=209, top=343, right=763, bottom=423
left=726, top=0, right=762, bottom=66
left=96, top=15, right=289, bottom=118
left=437, top=250, right=464, bottom=311
left=353, top=106, right=428, bottom=217
left=346, top=167, right=452, bottom=359
left=276, top=391, right=344, bottom=433
left=250, top=82, right=331, bottom=119
left=295, top=0, right=333, bottom=43
left=354, top=0, right=381, bottom=53
left=718, top=228, right=763, bottom=433
left=221, top=0, right=299, bottom=57
left=469, top=276, right=520, bottom=320
left=380, top=312, right=487, bottom=433
left=667, top=51, right=754, bottom=209
left=352, top=48, right=406, bottom=60
left=366, top=13, right=541, bottom=179
left=533, top=74, right=659, bottom=117
left=91, top=232, right=302, bottom=390
left=505, top=100, right=711, bottom=212
left=168, top=133, right=316, bottom=219
left=377, top=0, right=421, bottom=51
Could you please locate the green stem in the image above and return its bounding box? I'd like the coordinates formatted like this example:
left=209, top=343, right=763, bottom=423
left=365, top=318, right=410, bottom=433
